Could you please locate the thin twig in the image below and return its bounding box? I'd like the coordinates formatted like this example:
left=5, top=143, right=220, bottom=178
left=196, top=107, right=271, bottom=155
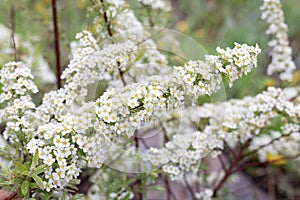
left=51, top=0, right=62, bottom=89
left=183, top=174, right=197, bottom=200
left=232, top=153, right=300, bottom=173
left=136, top=28, right=165, bottom=46
left=10, top=3, right=17, bottom=61
left=224, top=141, right=237, bottom=158
left=117, top=61, right=127, bottom=86
left=241, top=133, right=291, bottom=161
left=99, top=2, right=143, bottom=199
left=4, top=191, right=17, bottom=200
left=212, top=138, right=252, bottom=197
left=139, top=137, right=150, bottom=149
left=268, top=167, right=276, bottom=200
left=145, top=4, right=154, bottom=27
left=217, top=155, right=228, bottom=172
left=159, top=122, right=170, bottom=143
left=164, top=175, right=177, bottom=200
left=100, top=0, right=113, bottom=37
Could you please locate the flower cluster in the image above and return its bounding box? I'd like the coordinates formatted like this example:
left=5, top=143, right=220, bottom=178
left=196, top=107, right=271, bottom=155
left=25, top=113, right=82, bottom=191
left=62, top=31, right=138, bottom=101
left=94, top=76, right=184, bottom=138
left=51, top=41, right=259, bottom=174
left=138, top=0, right=171, bottom=11
left=249, top=123, right=300, bottom=164
left=261, top=0, right=296, bottom=81
left=29, top=40, right=260, bottom=183
left=144, top=87, right=300, bottom=179
left=91, top=0, right=169, bottom=87
left=0, top=62, right=38, bottom=141
left=0, top=62, right=38, bottom=102
left=175, top=43, right=261, bottom=96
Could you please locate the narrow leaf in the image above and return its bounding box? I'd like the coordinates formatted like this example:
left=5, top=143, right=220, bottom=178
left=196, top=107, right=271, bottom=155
left=32, top=173, right=44, bottom=190
left=29, top=182, right=39, bottom=189
left=21, top=180, right=30, bottom=196
left=32, top=149, right=39, bottom=168
left=34, top=165, right=47, bottom=175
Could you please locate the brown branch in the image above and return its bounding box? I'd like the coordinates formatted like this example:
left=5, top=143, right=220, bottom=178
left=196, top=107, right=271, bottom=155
left=224, top=141, right=237, bottom=158
left=139, top=137, right=150, bottom=149
left=136, top=28, right=165, bottom=46
left=163, top=175, right=177, bottom=200
left=232, top=153, right=300, bottom=173
left=241, top=133, right=291, bottom=161
left=217, top=154, right=228, bottom=173
left=145, top=5, right=154, bottom=27
left=159, top=123, right=170, bottom=143
left=10, top=3, right=17, bottom=61
left=100, top=0, right=127, bottom=88
left=4, top=190, right=17, bottom=200
left=183, top=174, right=197, bottom=200
left=100, top=0, right=113, bottom=37
left=116, top=61, right=127, bottom=86
left=51, top=0, right=62, bottom=89
left=129, top=176, right=143, bottom=200
left=212, top=138, right=252, bottom=197
left=268, top=168, right=276, bottom=200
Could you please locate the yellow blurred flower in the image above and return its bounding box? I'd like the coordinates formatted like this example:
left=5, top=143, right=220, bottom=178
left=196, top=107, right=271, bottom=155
left=264, top=79, right=275, bottom=87
left=176, top=21, right=188, bottom=32
left=35, top=0, right=51, bottom=24
left=76, top=0, right=88, bottom=9
left=266, top=153, right=286, bottom=166
left=292, top=70, right=300, bottom=84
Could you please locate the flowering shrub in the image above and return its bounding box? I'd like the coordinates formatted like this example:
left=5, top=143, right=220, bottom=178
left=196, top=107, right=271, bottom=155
left=0, top=0, right=299, bottom=199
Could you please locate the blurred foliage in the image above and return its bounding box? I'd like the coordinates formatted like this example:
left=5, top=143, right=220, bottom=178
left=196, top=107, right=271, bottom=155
left=170, top=0, right=300, bottom=99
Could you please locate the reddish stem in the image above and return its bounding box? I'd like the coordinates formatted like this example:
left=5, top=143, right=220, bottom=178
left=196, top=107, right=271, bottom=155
left=51, top=0, right=62, bottom=89
left=212, top=139, right=251, bottom=197
left=100, top=0, right=113, bottom=37
left=10, top=3, right=17, bottom=61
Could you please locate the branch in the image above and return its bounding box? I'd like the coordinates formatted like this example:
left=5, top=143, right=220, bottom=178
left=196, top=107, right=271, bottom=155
left=217, top=154, right=228, bottom=173
left=100, top=0, right=113, bottom=37
left=232, top=153, right=300, bottom=173
left=224, top=141, right=237, bottom=158
left=212, top=138, right=252, bottom=197
left=3, top=190, right=17, bottom=200
left=10, top=3, right=17, bottom=61
left=183, top=174, right=197, bottom=200
left=164, top=175, right=177, bottom=200
left=241, top=133, right=292, bottom=161
left=51, top=0, right=62, bottom=89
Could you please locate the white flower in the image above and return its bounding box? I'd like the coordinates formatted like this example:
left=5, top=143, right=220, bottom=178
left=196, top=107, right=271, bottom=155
left=261, top=0, right=296, bottom=81
left=44, top=154, right=55, bottom=166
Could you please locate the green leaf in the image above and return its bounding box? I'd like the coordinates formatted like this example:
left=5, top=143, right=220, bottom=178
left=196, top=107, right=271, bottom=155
left=21, top=180, right=30, bottom=196
left=17, top=187, right=23, bottom=197
left=32, top=149, right=39, bottom=168
left=15, top=162, right=28, bottom=174
left=32, top=173, right=44, bottom=190
left=148, top=185, right=164, bottom=191
left=68, top=179, right=81, bottom=185
left=29, top=182, right=39, bottom=189
left=43, top=192, right=50, bottom=200
left=0, top=162, right=8, bottom=174
left=34, top=165, right=47, bottom=175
